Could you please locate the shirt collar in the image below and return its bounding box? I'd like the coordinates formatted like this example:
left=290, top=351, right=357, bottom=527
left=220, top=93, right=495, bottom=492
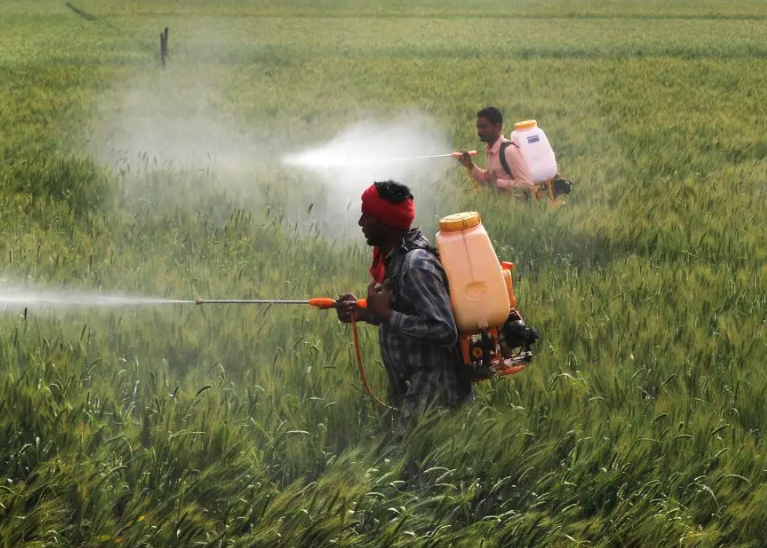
left=384, top=229, right=420, bottom=262
left=485, top=135, right=508, bottom=155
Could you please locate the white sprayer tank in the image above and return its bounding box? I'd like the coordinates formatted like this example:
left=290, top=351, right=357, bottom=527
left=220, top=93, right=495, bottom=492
left=510, top=120, right=558, bottom=184
left=435, top=212, right=510, bottom=334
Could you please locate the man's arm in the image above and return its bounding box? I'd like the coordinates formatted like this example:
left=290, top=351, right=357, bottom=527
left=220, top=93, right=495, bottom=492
left=460, top=152, right=492, bottom=186
left=498, top=143, right=534, bottom=193
left=470, top=164, right=493, bottom=186
left=382, top=259, right=458, bottom=347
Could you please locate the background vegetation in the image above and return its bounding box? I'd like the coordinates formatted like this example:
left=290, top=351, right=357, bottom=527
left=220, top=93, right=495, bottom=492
left=1, top=0, right=766, bottom=545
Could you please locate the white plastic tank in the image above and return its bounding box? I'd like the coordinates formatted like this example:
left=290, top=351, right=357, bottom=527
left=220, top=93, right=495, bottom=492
left=510, top=120, right=558, bottom=184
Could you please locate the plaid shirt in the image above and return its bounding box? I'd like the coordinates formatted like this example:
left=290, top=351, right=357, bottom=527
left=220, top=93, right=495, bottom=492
left=368, top=229, right=474, bottom=415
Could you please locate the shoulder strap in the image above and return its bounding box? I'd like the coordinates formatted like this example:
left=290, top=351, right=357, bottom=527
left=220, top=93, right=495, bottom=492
left=386, top=241, right=444, bottom=316
left=402, top=239, right=439, bottom=259
left=389, top=240, right=444, bottom=286
left=498, top=141, right=513, bottom=178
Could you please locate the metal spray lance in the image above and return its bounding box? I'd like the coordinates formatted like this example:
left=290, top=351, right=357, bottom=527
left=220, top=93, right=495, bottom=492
left=194, top=297, right=366, bottom=308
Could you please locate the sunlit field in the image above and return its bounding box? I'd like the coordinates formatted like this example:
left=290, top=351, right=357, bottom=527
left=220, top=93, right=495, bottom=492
left=2, top=0, right=767, bottom=545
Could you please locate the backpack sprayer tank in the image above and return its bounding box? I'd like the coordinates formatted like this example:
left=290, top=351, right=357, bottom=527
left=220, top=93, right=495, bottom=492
left=510, top=120, right=558, bottom=184
left=435, top=212, right=510, bottom=332
left=510, top=120, right=574, bottom=205
left=436, top=212, right=538, bottom=380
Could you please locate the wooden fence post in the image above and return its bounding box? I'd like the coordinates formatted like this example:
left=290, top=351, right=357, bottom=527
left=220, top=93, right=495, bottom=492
left=160, top=27, right=169, bottom=68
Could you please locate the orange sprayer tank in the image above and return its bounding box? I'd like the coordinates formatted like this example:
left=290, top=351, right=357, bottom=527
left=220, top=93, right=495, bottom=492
left=435, top=212, right=510, bottom=333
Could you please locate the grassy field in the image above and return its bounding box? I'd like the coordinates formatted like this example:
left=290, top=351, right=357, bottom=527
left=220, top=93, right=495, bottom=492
left=2, top=0, right=767, bottom=545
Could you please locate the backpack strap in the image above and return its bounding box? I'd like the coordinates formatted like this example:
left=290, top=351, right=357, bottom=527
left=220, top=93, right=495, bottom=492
left=386, top=240, right=444, bottom=317
left=498, top=141, right=513, bottom=178
left=388, top=240, right=442, bottom=286
left=402, top=239, right=439, bottom=258
left=498, top=140, right=532, bottom=202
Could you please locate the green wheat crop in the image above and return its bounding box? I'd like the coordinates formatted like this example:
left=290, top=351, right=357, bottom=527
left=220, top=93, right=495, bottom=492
left=2, top=0, right=767, bottom=545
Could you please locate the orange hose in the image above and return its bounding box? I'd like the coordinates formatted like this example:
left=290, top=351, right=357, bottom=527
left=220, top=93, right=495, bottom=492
left=310, top=297, right=389, bottom=408
left=350, top=311, right=394, bottom=410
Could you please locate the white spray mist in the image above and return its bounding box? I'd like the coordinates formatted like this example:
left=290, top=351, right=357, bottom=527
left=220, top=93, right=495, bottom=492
left=83, top=50, right=462, bottom=238
left=0, top=288, right=192, bottom=313
left=280, top=111, right=460, bottom=235
left=84, top=67, right=275, bottom=219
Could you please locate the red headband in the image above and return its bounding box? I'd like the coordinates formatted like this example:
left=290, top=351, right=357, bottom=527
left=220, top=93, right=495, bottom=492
left=360, top=184, right=415, bottom=231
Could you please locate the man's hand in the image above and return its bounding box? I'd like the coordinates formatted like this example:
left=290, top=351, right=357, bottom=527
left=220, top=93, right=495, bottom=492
left=366, top=280, right=392, bottom=323
left=459, top=151, right=475, bottom=171
left=335, top=293, right=371, bottom=323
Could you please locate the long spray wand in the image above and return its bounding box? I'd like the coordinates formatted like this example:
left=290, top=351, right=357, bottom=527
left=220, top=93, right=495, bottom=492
left=395, top=150, right=477, bottom=162
left=194, top=297, right=364, bottom=308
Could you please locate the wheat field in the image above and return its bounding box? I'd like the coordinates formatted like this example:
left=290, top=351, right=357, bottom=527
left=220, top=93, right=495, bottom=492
left=1, top=1, right=767, bottom=546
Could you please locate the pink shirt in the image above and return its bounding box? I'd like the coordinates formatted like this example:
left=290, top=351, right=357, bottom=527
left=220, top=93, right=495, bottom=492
left=470, top=136, right=534, bottom=193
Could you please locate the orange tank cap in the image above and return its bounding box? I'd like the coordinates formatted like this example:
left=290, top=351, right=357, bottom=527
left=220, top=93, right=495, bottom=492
left=438, top=212, right=481, bottom=233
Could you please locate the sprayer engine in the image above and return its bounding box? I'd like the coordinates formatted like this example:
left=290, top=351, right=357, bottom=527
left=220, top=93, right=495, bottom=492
left=461, top=309, right=539, bottom=382
left=552, top=176, right=574, bottom=196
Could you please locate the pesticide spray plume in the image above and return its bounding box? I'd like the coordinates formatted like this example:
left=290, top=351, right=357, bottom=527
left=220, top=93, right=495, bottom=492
left=279, top=113, right=468, bottom=234
left=87, top=72, right=468, bottom=237
left=280, top=113, right=464, bottom=177
left=282, top=149, right=477, bottom=169
left=0, top=289, right=195, bottom=313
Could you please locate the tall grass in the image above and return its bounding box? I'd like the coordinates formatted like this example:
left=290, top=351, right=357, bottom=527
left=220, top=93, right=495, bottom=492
left=1, top=0, right=767, bottom=545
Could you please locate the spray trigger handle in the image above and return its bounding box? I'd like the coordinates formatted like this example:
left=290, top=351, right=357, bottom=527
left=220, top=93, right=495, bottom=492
left=452, top=150, right=478, bottom=158
left=309, top=297, right=367, bottom=309
left=308, top=298, right=337, bottom=309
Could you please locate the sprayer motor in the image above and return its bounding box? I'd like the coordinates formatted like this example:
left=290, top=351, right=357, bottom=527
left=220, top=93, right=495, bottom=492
left=552, top=176, right=574, bottom=196
left=460, top=309, right=539, bottom=382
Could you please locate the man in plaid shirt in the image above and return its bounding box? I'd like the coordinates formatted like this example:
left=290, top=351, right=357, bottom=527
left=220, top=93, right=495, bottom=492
left=336, top=180, right=474, bottom=429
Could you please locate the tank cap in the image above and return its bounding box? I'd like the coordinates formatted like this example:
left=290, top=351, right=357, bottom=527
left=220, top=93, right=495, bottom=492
left=501, top=261, right=515, bottom=271
left=439, top=212, right=481, bottom=232
left=514, top=120, right=537, bottom=130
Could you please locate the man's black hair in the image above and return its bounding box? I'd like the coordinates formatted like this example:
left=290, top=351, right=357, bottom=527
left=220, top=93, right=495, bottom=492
left=374, top=180, right=414, bottom=203
left=477, top=106, right=503, bottom=126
